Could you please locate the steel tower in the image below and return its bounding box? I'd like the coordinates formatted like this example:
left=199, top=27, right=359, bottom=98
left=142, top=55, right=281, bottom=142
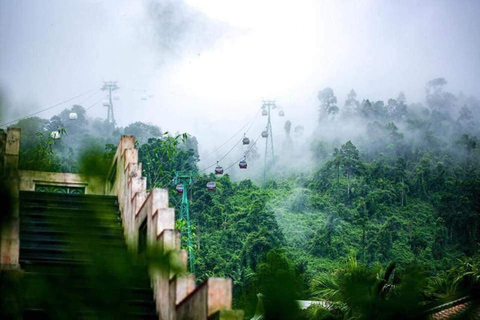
left=174, top=171, right=195, bottom=273
left=101, top=81, right=119, bottom=129
left=262, top=100, right=276, bottom=187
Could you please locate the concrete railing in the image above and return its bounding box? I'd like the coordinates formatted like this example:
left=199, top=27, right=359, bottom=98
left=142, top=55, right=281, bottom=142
left=0, top=130, right=242, bottom=319
left=107, top=135, right=242, bottom=320
left=0, top=128, right=21, bottom=270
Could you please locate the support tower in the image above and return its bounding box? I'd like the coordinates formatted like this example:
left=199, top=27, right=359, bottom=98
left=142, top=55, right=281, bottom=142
left=101, top=81, right=119, bottom=129
left=174, top=170, right=195, bottom=273
left=262, top=100, right=276, bottom=187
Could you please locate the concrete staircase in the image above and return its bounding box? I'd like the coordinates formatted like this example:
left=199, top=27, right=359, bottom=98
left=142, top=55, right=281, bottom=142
left=20, top=191, right=158, bottom=319
left=1, top=129, right=242, bottom=320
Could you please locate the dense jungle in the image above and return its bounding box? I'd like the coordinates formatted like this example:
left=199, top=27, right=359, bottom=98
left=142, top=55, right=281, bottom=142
left=4, top=77, right=480, bottom=319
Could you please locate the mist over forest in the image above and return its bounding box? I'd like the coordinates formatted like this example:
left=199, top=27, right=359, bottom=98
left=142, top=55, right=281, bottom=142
left=1, top=0, right=480, bottom=319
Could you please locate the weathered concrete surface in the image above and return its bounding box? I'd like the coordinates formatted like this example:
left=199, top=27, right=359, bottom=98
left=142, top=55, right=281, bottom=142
left=176, top=274, right=196, bottom=305
left=176, top=280, right=208, bottom=320
left=18, top=170, right=105, bottom=194
left=207, top=278, right=233, bottom=316
left=3, top=133, right=240, bottom=319
left=1, top=128, right=20, bottom=269
left=176, top=278, right=233, bottom=320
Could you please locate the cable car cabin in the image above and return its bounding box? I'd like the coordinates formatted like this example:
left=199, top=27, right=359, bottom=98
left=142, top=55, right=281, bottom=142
left=215, top=166, right=224, bottom=175
left=206, top=181, right=216, bottom=192
left=279, top=110, right=285, bottom=116
left=262, top=109, right=268, bottom=116
left=176, top=184, right=185, bottom=194
left=102, top=100, right=110, bottom=107
left=243, top=137, right=250, bottom=145
left=239, top=159, right=247, bottom=169
left=50, top=131, right=61, bottom=140
left=69, top=112, right=78, bottom=120
left=262, top=131, right=268, bottom=138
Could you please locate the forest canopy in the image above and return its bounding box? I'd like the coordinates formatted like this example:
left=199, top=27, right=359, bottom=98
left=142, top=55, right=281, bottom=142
left=4, top=77, right=480, bottom=319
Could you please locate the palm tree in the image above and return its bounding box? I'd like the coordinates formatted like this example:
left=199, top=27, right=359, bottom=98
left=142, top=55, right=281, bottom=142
left=313, top=257, right=426, bottom=320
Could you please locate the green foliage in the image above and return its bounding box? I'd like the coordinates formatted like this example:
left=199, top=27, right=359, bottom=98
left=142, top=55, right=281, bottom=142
left=7, top=77, right=480, bottom=318
left=314, top=257, right=426, bottom=319
left=138, top=133, right=197, bottom=189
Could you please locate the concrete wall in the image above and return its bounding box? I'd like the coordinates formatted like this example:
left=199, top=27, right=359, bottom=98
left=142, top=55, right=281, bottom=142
left=0, top=131, right=242, bottom=319
left=176, top=278, right=233, bottom=320
left=0, top=128, right=20, bottom=270
left=18, top=170, right=105, bottom=194
left=108, top=135, right=242, bottom=320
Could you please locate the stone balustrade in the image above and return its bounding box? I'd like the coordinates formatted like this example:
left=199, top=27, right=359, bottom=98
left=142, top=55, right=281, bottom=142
left=0, top=130, right=242, bottom=320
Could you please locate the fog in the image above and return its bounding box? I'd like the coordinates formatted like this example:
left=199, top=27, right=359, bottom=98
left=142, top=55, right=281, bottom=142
left=1, top=0, right=480, bottom=173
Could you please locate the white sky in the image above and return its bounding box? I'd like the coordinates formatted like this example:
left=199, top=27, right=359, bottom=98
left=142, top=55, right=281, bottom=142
left=1, top=0, right=479, bottom=157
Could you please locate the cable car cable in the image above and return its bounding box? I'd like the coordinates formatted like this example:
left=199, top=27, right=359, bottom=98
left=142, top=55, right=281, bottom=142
left=78, top=89, right=103, bottom=105
left=201, top=108, right=261, bottom=162
left=200, top=135, right=244, bottom=172
left=0, top=88, right=97, bottom=127
left=86, top=95, right=109, bottom=111
left=224, top=134, right=262, bottom=172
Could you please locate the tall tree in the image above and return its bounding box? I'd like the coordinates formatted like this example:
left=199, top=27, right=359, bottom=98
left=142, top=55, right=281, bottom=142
left=340, top=141, right=361, bottom=197
left=344, top=89, right=359, bottom=116
left=395, top=157, right=407, bottom=206
left=395, top=92, right=408, bottom=119
left=283, top=120, right=293, bottom=152
left=124, top=121, right=162, bottom=145
left=425, top=78, right=456, bottom=112
left=318, top=87, right=339, bottom=121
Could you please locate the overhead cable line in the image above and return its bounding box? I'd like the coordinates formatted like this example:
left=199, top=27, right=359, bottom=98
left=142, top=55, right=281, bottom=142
left=201, top=108, right=261, bottom=163
left=224, top=133, right=262, bottom=172
left=0, top=88, right=97, bottom=127
left=86, top=95, right=108, bottom=111
left=200, top=136, right=244, bottom=172
left=78, top=89, right=103, bottom=105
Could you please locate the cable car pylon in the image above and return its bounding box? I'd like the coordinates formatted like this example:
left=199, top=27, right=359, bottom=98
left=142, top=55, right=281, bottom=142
left=174, top=170, right=195, bottom=273
left=101, top=81, right=119, bottom=131
left=262, top=100, right=277, bottom=187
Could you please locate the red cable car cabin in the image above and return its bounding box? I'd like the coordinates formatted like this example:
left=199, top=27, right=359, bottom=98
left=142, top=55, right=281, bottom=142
left=206, top=181, right=216, bottom=191
left=215, top=166, right=224, bottom=174
left=239, top=159, right=247, bottom=169
left=176, top=184, right=184, bottom=194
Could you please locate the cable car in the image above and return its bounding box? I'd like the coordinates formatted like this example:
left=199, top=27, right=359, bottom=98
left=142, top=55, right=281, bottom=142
left=262, top=130, right=268, bottom=138
left=176, top=184, right=184, bottom=194
left=113, top=95, right=120, bottom=100
left=141, top=95, right=147, bottom=101
left=206, top=181, right=216, bottom=192
left=262, top=109, right=268, bottom=116
left=69, top=112, right=78, bottom=120
left=239, top=159, right=247, bottom=169
left=279, top=110, right=285, bottom=116
left=242, top=134, right=250, bottom=145
left=215, top=162, right=224, bottom=175
left=102, top=100, right=110, bottom=107
left=50, top=131, right=61, bottom=140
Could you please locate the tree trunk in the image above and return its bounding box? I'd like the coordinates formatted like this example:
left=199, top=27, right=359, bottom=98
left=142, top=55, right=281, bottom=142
left=362, top=221, right=366, bottom=262
left=197, top=224, right=201, bottom=250
left=347, top=173, right=350, bottom=197
left=401, top=176, right=404, bottom=207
